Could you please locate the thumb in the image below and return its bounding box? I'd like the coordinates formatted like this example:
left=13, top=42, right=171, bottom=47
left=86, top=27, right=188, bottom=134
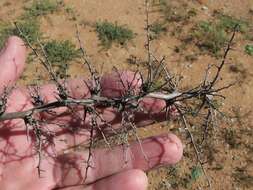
left=0, top=36, right=26, bottom=93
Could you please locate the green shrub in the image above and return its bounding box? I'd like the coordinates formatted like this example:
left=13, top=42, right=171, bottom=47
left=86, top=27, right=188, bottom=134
left=96, top=21, right=134, bottom=48
left=13, top=19, right=41, bottom=44
left=245, top=44, right=253, bottom=56
left=0, top=19, right=41, bottom=48
left=150, top=21, right=167, bottom=39
left=218, top=14, right=248, bottom=33
left=43, top=40, right=80, bottom=78
left=190, top=166, right=202, bottom=181
left=192, top=14, right=249, bottom=56
left=24, top=0, right=61, bottom=18
left=193, top=21, right=227, bottom=55
left=43, top=40, right=80, bottom=64
left=159, top=1, right=197, bottom=23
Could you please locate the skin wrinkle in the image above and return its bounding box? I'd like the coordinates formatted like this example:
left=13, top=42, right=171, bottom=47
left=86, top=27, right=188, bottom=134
left=90, top=170, right=148, bottom=190
left=80, top=146, right=134, bottom=185
left=166, top=134, right=182, bottom=150
left=159, top=134, right=183, bottom=164
left=12, top=58, right=18, bottom=81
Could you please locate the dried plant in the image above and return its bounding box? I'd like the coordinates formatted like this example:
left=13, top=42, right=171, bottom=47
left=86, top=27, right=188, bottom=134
left=0, top=0, right=238, bottom=189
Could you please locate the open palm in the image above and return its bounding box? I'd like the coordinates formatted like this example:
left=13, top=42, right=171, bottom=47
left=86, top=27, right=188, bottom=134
left=0, top=37, right=183, bottom=190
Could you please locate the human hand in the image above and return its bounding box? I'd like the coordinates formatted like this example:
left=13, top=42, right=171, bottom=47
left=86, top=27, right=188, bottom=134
left=0, top=36, right=183, bottom=190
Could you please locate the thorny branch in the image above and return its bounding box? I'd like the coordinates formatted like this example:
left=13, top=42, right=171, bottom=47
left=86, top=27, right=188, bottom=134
left=0, top=1, right=238, bottom=185
left=0, top=22, right=237, bottom=122
left=14, top=22, right=69, bottom=100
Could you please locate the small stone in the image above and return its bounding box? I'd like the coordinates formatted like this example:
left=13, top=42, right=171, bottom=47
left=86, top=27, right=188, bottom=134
left=249, top=7, right=253, bottom=14
left=105, top=51, right=111, bottom=57
left=201, top=6, right=208, bottom=11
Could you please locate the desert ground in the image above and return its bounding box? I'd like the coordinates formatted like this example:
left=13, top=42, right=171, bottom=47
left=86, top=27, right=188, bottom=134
left=0, top=0, right=253, bottom=189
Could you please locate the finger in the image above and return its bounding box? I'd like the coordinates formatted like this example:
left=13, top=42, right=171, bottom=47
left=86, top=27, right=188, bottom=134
left=31, top=71, right=166, bottom=123
left=30, top=70, right=164, bottom=115
left=61, top=169, right=148, bottom=190
left=87, top=169, right=148, bottom=190
left=30, top=70, right=142, bottom=106
left=4, top=72, right=167, bottom=151
left=0, top=36, right=26, bottom=93
left=5, top=70, right=165, bottom=125
left=53, top=133, right=183, bottom=186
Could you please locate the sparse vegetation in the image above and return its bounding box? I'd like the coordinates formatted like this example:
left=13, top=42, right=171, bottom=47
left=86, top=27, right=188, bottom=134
left=0, top=0, right=62, bottom=48
left=0, top=1, right=252, bottom=190
left=150, top=21, right=167, bottom=39
left=224, top=128, right=240, bottom=148
left=157, top=166, right=181, bottom=189
left=245, top=44, right=253, bottom=56
left=64, top=6, right=77, bottom=20
left=96, top=21, right=134, bottom=48
left=156, top=164, right=204, bottom=190
left=13, top=19, right=41, bottom=44
left=43, top=40, right=80, bottom=78
left=0, top=19, right=41, bottom=48
left=159, top=0, right=197, bottom=23
left=192, top=21, right=228, bottom=55
left=24, top=0, right=62, bottom=18
left=190, top=166, right=202, bottom=181
left=0, top=23, right=12, bottom=48
left=218, top=14, right=249, bottom=33
left=192, top=14, right=249, bottom=55
left=232, top=167, right=253, bottom=188
left=44, top=40, right=80, bottom=64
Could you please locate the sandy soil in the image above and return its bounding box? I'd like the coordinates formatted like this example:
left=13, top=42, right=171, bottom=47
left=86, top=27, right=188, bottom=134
left=0, top=0, right=252, bottom=189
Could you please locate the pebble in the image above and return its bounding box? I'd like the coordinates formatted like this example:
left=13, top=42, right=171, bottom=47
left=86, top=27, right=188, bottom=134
left=249, top=7, right=253, bottom=14
left=105, top=52, right=111, bottom=57
left=201, top=6, right=209, bottom=11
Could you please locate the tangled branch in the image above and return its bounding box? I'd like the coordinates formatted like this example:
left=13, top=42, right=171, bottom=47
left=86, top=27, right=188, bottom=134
left=0, top=1, right=238, bottom=186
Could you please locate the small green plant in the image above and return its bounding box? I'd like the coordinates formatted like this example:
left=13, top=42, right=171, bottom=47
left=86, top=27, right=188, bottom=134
left=13, top=19, right=41, bottom=44
left=150, top=21, right=167, bottom=39
left=190, top=166, right=202, bottom=181
left=96, top=21, right=134, bottom=48
left=24, top=0, right=61, bottom=18
left=158, top=1, right=196, bottom=23
left=245, top=44, right=253, bottom=56
left=43, top=40, right=80, bottom=78
left=64, top=5, right=77, bottom=20
left=232, top=167, right=253, bottom=188
left=180, top=166, right=203, bottom=188
left=192, top=14, right=249, bottom=56
left=0, top=19, right=41, bottom=48
left=161, top=166, right=181, bottom=189
left=218, top=14, right=248, bottom=33
left=224, top=128, right=239, bottom=148
left=44, top=40, right=80, bottom=64
left=193, top=21, right=227, bottom=55
left=188, top=8, right=197, bottom=17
